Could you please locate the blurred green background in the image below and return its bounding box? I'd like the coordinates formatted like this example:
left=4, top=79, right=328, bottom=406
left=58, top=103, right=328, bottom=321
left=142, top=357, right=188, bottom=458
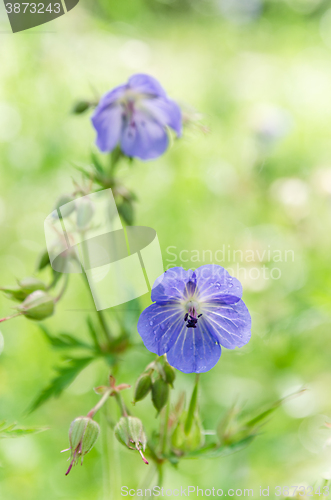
left=1, top=0, right=331, bottom=498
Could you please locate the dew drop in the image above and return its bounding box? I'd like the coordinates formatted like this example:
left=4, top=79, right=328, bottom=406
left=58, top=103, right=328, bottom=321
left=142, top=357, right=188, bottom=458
left=149, top=320, right=153, bottom=326
left=228, top=283, right=233, bottom=288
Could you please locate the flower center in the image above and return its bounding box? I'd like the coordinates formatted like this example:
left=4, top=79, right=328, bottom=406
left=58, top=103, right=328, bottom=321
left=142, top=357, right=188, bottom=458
left=183, top=300, right=202, bottom=329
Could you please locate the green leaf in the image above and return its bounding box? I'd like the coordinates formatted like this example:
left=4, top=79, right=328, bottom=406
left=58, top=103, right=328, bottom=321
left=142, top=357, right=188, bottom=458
left=118, top=200, right=134, bottom=226
left=185, top=377, right=199, bottom=435
left=0, top=421, right=47, bottom=439
left=86, top=317, right=101, bottom=351
left=28, top=357, right=94, bottom=413
left=91, top=152, right=104, bottom=174
left=37, top=249, right=51, bottom=271
left=72, top=101, right=91, bottom=114
left=184, top=435, right=255, bottom=459
left=40, top=325, right=93, bottom=350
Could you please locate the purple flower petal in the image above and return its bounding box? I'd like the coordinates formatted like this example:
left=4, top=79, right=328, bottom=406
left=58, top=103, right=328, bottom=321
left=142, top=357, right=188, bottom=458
left=142, top=97, right=182, bottom=137
left=120, top=112, right=169, bottom=160
left=96, top=84, right=127, bottom=108
left=128, top=74, right=167, bottom=98
left=166, top=322, right=222, bottom=373
left=151, top=267, right=194, bottom=304
left=201, top=299, right=251, bottom=349
left=91, top=104, right=123, bottom=153
left=194, top=264, right=243, bottom=304
left=137, top=303, right=184, bottom=355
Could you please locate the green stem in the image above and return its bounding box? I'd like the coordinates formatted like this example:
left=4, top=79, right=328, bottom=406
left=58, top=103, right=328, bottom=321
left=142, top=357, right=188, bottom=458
left=0, top=312, right=22, bottom=323
left=161, top=394, right=171, bottom=456
left=101, top=406, right=111, bottom=500
left=157, top=464, right=164, bottom=488
left=80, top=272, right=113, bottom=344
left=80, top=233, right=113, bottom=344
left=55, top=274, right=69, bottom=303
left=185, top=373, right=200, bottom=435
left=109, top=147, right=122, bottom=178
left=114, top=391, right=128, bottom=417
left=87, top=388, right=112, bottom=419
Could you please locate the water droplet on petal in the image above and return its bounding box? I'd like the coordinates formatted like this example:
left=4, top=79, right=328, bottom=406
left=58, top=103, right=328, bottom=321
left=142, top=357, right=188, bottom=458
left=149, top=320, right=154, bottom=326
left=228, top=283, right=233, bottom=288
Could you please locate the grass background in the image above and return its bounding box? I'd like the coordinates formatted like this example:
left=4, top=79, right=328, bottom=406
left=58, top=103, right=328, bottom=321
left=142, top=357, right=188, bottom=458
left=1, top=0, right=331, bottom=498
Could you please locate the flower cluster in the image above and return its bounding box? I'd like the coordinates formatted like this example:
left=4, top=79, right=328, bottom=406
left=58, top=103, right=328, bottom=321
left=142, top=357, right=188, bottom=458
left=0, top=73, right=258, bottom=485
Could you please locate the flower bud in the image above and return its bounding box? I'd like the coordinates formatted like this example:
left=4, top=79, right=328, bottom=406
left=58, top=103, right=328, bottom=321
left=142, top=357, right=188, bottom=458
left=134, top=373, right=152, bottom=403
left=115, top=416, right=148, bottom=464
left=64, top=416, right=100, bottom=475
left=37, top=249, right=51, bottom=271
left=163, top=361, right=176, bottom=388
left=1, top=277, right=46, bottom=302
left=171, top=412, right=204, bottom=453
left=72, top=101, right=91, bottom=114
left=76, top=197, right=95, bottom=229
left=18, top=290, right=55, bottom=321
left=54, top=194, right=75, bottom=219
left=151, top=378, right=169, bottom=414
left=19, top=277, right=46, bottom=293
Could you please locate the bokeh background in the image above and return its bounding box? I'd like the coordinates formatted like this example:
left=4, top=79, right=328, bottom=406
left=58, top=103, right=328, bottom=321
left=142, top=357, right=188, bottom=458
left=1, top=0, right=331, bottom=498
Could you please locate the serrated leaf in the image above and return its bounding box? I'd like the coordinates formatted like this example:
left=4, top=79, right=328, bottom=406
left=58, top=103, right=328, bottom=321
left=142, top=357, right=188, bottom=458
left=0, top=422, right=47, bottom=439
left=28, top=357, right=94, bottom=413
left=40, top=325, right=93, bottom=351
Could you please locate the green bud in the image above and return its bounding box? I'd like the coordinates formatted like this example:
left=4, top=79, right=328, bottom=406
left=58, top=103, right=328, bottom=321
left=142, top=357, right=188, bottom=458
left=72, top=101, right=91, bottom=114
left=151, top=378, right=169, bottom=413
left=37, top=249, right=51, bottom=271
left=115, top=416, right=148, bottom=464
left=171, top=411, right=204, bottom=453
left=65, top=416, right=100, bottom=475
left=134, top=374, right=152, bottom=403
left=54, top=194, right=75, bottom=219
left=163, top=361, right=176, bottom=387
left=18, top=290, right=55, bottom=321
left=18, top=277, right=46, bottom=293
left=118, top=199, right=134, bottom=226
left=1, top=277, right=46, bottom=303
left=1, top=286, right=28, bottom=302
left=76, top=197, right=95, bottom=229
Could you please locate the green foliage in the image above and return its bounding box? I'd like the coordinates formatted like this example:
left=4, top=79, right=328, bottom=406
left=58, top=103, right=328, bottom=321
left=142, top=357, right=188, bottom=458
left=29, top=357, right=94, bottom=413
left=0, top=421, right=47, bottom=438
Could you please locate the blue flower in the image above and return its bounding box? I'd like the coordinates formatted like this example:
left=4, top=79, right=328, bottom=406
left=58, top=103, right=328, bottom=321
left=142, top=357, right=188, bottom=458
left=91, top=74, right=182, bottom=160
left=137, top=265, right=251, bottom=374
